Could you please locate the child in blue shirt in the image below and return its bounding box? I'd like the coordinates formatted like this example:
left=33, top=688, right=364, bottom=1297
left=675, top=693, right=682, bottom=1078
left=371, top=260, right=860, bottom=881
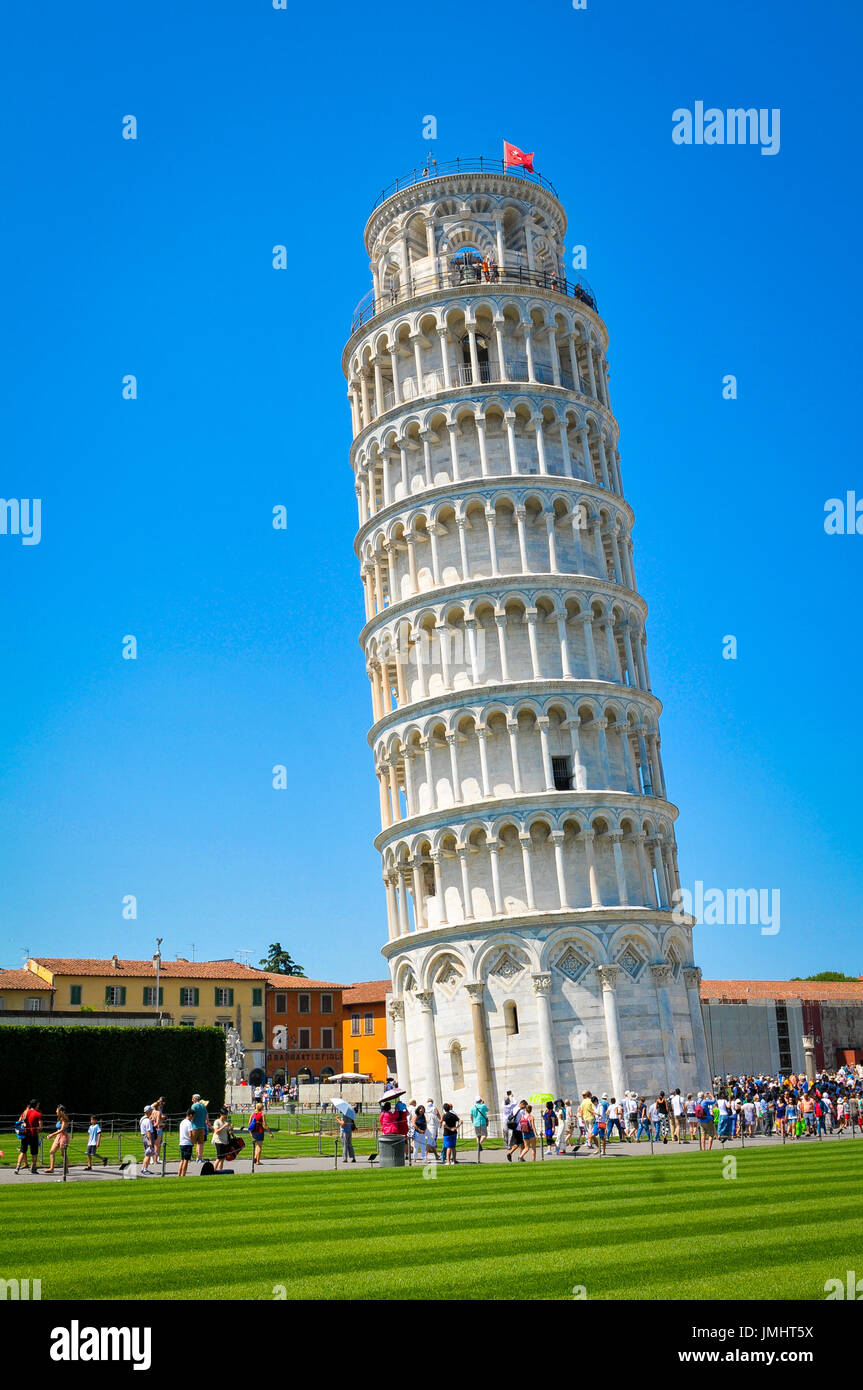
left=85, top=1117, right=107, bottom=1170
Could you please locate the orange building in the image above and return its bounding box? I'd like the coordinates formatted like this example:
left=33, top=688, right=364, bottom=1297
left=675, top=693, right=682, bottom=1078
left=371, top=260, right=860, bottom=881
left=341, top=980, right=392, bottom=1082
left=262, top=974, right=345, bottom=1084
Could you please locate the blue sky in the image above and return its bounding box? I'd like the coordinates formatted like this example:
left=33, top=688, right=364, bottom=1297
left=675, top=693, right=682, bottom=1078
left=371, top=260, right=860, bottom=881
left=1, top=0, right=860, bottom=983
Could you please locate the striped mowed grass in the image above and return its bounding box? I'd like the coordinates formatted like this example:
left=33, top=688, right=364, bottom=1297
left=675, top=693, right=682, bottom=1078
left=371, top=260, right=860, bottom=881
left=0, top=1142, right=859, bottom=1301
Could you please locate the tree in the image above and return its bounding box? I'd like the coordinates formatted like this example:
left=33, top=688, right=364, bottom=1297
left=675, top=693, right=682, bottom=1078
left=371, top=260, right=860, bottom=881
left=790, top=972, right=860, bottom=983
left=259, top=943, right=305, bottom=977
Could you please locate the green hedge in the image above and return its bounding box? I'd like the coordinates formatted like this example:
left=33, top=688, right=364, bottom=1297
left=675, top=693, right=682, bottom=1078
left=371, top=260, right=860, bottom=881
left=0, top=1027, right=225, bottom=1116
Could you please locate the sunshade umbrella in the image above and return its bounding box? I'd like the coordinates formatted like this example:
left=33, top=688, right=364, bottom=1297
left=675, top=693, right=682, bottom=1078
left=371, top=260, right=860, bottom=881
left=381, top=1087, right=406, bottom=1102
left=326, top=1072, right=370, bottom=1082
left=530, top=1092, right=554, bottom=1105
left=332, top=1098, right=356, bottom=1120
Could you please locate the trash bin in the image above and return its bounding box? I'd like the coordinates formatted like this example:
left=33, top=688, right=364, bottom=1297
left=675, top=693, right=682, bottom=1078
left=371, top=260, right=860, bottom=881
left=377, top=1134, right=406, bottom=1168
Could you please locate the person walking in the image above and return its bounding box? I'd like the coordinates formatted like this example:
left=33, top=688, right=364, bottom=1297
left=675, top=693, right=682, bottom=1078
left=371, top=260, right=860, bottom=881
left=578, top=1092, right=596, bottom=1150
left=542, top=1101, right=558, bottom=1152
left=212, top=1108, right=233, bottom=1172
left=554, top=1101, right=570, bottom=1155
left=592, top=1096, right=608, bottom=1156
left=441, top=1103, right=460, bottom=1165
left=410, top=1104, right=427, bottom=1162
left=150, top=1097, right=166, bottom=1160
left=139, top=1106, right=156, bottom=1174
left=670, top=1089, right=684, bottom=1142
left=520, top=1104, right=538, bottom=1160
left=425, top=1098, right=442, bottom=1161
left=190, top=1093, right=210, bottom=1162
left=623, top=1092, right=638, bottom=1139
left=655, top=1091, right=670, bottom=1143
left=505, top=1099, right=526, bottom=1161
left=85, top=1116, right=107, bottom=1170
left=470, top=1097, right=489, bottom=1151
left=502, top=1091, right=516, bottom=1128
left=685, top=1093, right=698, bottom=1142
left=696, top=1092, right=716, bottom=1150
left=606, top=1097, right=627, bottom=1144
left=15, top=1098, right=42, bottom=1175
left=45, top=1106, right=70, bottom=1175
left=248, top=1101, right=273, bottom=1163
left=177, top=1110, right=194, bottom=1177
left=338, top=1108, right=357, bottom=1163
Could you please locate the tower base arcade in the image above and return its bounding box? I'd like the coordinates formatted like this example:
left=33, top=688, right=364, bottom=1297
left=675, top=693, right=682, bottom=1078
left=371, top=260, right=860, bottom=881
left=384, top=914, right=712, bottom=1114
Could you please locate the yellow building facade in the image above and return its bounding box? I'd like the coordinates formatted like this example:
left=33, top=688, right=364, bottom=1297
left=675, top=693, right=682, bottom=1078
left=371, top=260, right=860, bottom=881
left=10, top=957, right=270, bottom=1082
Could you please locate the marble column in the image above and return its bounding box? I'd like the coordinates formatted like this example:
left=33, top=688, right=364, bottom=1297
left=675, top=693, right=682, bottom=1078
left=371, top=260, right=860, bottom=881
left=389, top=997, right=411, bottom=1093
left=683, top=967, right=713, bottom=1088
left=531, top=973, right=561, bottom=1097
left=415, top=991, right=442, bottom=1102
left=598, top=965, right=627, bottom=1100
left=651, top=964, right=679, bottom=1093
left=465, top=982, right=494, bottom=1111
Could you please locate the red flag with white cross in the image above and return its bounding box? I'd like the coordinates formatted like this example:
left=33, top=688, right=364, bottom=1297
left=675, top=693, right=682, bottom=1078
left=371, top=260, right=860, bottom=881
left=503, top=141, right=535, bottom=172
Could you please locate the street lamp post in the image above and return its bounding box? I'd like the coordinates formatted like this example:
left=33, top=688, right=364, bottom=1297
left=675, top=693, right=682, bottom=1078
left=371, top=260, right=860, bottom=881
left=802, top=1034, right=816, bottom=1084
left=155, top=939, right=163, bottom=1027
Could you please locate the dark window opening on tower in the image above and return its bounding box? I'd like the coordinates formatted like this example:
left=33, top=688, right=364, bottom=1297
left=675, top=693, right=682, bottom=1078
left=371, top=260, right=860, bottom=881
left=552, top=755, right=573, bottom=791
left=504, top=1001, right=519, bottom=1035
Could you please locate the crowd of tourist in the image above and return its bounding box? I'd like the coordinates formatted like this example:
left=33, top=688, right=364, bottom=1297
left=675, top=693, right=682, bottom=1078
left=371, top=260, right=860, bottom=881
left=11, top=1064, right=862, bottom=1175
left=381, top=1063, right=863, bottom=1162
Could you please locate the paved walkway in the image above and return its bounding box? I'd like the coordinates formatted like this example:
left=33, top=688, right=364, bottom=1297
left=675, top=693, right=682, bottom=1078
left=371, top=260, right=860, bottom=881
left=2, top=1131, right=857, bottom=1184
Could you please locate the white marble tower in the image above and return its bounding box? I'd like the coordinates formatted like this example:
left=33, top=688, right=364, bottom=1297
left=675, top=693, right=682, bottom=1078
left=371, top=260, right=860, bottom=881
left=342, top=157, right=711, bottom=1113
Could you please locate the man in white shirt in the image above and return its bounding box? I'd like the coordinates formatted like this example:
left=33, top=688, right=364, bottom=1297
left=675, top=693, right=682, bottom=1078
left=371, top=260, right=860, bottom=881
left=139, top=1107, right=156, bottom=1174
left=623, top=1092, right=638, bottom=1138
left=425, top=1099, right=442, bottom=1161
left=670, top=1088, right=685, bottom=1142
left=177, top=1111, right=194, bottom=1178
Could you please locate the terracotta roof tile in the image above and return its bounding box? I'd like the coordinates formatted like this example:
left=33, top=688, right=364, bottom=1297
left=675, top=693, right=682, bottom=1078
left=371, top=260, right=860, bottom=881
left=0, top=970, right=53, bottom=990
left=259, top=973, right=345, bottom=990
left=342, top=980, right=392, bottom=1005
left=700, top=979, right=863, bottom=1003
left=32, top=957, right=265, bottom=980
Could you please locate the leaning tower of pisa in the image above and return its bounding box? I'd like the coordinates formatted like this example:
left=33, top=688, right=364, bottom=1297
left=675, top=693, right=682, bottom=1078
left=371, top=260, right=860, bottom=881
left=342, top=157, right=712, bottom=1111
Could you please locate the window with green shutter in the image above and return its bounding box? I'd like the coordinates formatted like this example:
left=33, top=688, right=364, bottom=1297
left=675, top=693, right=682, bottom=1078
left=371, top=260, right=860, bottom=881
left=180, top=987, right=199, bottom=1007
left=215, top=987, right=234, bottom=1007
left=143, top=987, right=163, bottom=1006
left=252, top=988, right=262, bottom=1007
left=105, top=986, right=126, bottom=1006
left=252, top=1021, right=263, bottom=1042
left=70, top=986, right=82, bottom=1005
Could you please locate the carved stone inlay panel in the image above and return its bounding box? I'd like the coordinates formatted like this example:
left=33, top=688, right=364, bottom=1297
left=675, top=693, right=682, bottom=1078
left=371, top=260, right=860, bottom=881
left=554, top=947, right=590, bottom=984
left=617, top=946, right=643, bottom=980
left=490, top=950, right=525, bottom=981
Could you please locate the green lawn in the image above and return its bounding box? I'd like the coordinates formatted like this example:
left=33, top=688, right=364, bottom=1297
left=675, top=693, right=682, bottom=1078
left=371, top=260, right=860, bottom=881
left=0, top=1141, right=859, bottom=1300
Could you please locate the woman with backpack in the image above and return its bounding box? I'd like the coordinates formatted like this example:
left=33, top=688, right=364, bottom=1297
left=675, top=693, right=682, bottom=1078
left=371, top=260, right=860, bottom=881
left=14, top=1098, right=42, bottom=1175
left=505, top=1100, right=526, bottom=1161
left=248, top=1101, right=272, bottom=1163
left=519, top=1104, right=538, bottom=1160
